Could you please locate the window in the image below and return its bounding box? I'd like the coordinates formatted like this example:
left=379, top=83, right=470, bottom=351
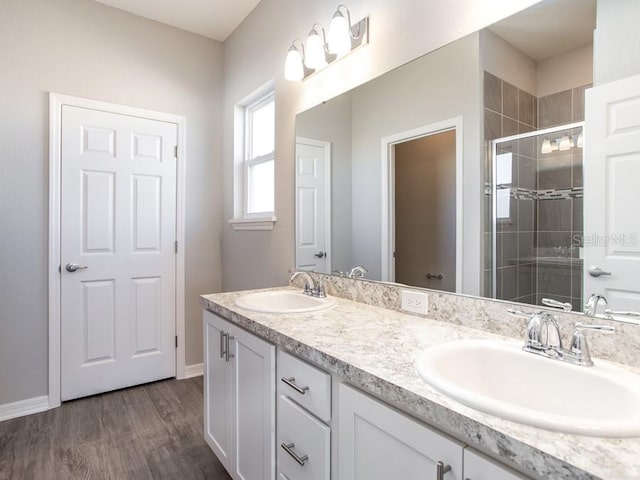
left=229, top=86, right=276, bottom=231
left=244, top=92, right=275, bottom=216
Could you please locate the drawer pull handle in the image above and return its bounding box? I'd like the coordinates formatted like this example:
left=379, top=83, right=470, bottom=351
left=436, top=461, right=451, bottom=480
left=281, top=442, right=309, bottom=466
left=281, top=376, right=309, bottom=395
left=225, top=334, right=235, bottom=362
left=219, top=331, right=225, bottom=359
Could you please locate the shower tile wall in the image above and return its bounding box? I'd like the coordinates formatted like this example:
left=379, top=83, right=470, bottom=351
left=484, top=71, right=589, bottom=309
left=536, top=86, right=588, bottom=311
left=484, top=72, right=538, bottom=303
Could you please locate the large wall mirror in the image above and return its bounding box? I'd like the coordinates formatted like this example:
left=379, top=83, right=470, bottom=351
left=294, top=0, right=640, bottom=322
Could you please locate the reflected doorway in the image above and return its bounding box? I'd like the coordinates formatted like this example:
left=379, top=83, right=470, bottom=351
left=393, top=130, right=457, bottom=291
left=382, top=117, right=462, bottom=292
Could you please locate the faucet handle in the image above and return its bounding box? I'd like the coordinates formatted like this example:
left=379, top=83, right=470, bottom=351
left=568, top=323, right=616, bottom=366
left=313, top=279, right=326, bottom=298
left=604, top=309, right=640, bottom=321
left=542, top=297, right=573, bottom=312
left=507, top=308, right=536, bottom=319
left=574, top=322, right=615, bottom=334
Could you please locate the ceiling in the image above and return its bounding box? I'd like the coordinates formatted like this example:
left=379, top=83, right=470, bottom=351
left=488, top=0, right=597, bottom=61
left=92, top=0, right=262, bottom=41
left=92, top=0, right=596, bottom=57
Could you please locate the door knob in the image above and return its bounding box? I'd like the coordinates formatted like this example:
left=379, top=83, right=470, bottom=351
left=65, top=263, right=88, bottom=273
left=588, top=266, right=612, bottom=278
left=314, top=251, right=326, bottom=258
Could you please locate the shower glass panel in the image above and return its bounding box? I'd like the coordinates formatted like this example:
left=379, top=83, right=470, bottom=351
left=491, top=122, right=584, bottom=311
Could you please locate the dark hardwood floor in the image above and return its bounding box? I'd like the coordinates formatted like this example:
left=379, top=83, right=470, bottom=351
left=0, top=377, right=231, bottom=479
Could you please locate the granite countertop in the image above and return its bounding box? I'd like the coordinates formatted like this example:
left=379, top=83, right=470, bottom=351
left=201, top=287, right=640, bottom=480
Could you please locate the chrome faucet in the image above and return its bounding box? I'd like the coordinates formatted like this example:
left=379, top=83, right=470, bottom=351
left=289, top=270, right=326, bottom=298
left=584, top=293, right=608, bottom=316
left=584, top=293, right=640, bottom=323
left=348, top=266, right=368, bottom=278
left=509, top=309, right=562, bottom=354
left=508, top=308, right=615, bottom=366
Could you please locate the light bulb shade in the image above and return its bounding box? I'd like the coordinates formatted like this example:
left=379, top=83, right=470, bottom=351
left=576, top=132, right=584, bottom=148
left=304, top=30, right=327, bottom=69
left=329, top=12, right=351, bottom=56
left=284, top=46, right=304, bottom=81
left=541, top=139, right=552, bottom=154
left=558, top=135, right=571, bottom=151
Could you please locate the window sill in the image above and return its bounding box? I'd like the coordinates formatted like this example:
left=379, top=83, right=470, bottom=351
left=228, top=216, right=277, bottom=231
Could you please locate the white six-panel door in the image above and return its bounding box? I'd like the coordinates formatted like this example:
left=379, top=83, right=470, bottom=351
left=584, top=74, right=640, bottom=316
left=60, top=105, right=177, bottom=401
left=295, top=137, right=331, bottom=274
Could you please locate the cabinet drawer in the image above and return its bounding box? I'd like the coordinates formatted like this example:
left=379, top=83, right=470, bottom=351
left=277, top=395, right=330, bottom=480
left=277, top=350, right=331, bottom=422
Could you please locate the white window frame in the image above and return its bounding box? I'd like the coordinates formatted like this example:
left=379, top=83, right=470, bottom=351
left=229, top=83, right=277, bottom=231
left=244, top=92, right=275, bottom=218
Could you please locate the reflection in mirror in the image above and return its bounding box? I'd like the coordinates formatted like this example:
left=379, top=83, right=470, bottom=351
left=491, top=123, right=584, bottom=312
left=395, top=129, right=457, bottom=292
left=294, top=0, right=611, bottom=315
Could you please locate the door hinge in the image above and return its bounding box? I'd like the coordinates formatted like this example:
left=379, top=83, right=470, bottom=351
left=174, top=145, right=178, bottom=158
left=175, top=241, right=178, bottom=254
left=175, top=335, right=178, bottom=348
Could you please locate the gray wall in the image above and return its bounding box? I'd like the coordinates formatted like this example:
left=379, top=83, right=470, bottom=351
left=0, top=0, right=223, bottom=404
left=221, top=0, right=542, bottom=292
left=350, top=33, right=482, bottom=289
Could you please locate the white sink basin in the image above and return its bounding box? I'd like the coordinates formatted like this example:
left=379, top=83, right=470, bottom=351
left=234, top=290, right=336, bottom=314
left=416, top=339, right=640, bottom=437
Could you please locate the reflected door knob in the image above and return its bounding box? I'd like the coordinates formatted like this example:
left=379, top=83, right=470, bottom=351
left=65, top=262, right=88, bottom=273
left=588, top=266, right=612, bottom=278
left=314, top=251, right=326, bottom=258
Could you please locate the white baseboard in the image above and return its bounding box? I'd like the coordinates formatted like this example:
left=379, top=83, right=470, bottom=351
left=0, top=395, right=50, bottom=422
left=183, top=363, right=203, bottom=379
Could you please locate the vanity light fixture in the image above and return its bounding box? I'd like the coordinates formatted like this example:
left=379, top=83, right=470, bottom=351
left=558, top=135, right=571, bottom=151
left=540, top=132, right=584, bottom=155
left=329, top=5, right=363, bottom=57
left=285, top=41, right=306, bottom=81
left=284, top=5, right=369, bottom=82
left=305, top=24, right=330, bottom=70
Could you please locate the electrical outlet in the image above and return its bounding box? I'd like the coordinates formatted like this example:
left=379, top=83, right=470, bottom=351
left=401, top=290, right=429, bottom=315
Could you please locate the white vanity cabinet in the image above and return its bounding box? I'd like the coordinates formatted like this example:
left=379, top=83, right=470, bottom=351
left=463, top=448, right=529, bottom=480
left=338, top=383, right=464, bottom=480
left=203, top=310, right=276, bottom=480
left=203, top=304, right=533, bottom=480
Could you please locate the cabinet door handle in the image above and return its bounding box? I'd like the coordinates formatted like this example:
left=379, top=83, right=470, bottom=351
left=225, top=334, right=235, bottom=362
left=281, top=377, right=309, bottom=395
left=281, top=442, right=309, bottom=466
left=219, top=331, right=225, bottom=359
left=436, top=461, right=451, bottom=480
